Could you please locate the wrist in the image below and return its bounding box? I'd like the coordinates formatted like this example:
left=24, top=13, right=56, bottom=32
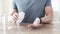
left=40, top=18, right=42, bottom=24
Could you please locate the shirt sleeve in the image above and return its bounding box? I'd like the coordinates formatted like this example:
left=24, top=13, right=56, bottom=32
left=12, top=0, right=17, bottom=10
left=45, top=0, right=51, bottom=7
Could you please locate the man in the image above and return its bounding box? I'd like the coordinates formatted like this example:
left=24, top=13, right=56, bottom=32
left=10, top=0, right=53, bottom=28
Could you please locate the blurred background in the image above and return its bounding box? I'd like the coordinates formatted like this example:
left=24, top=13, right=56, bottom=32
left=0, top=0, right=4, bottom=34
left=0, top=0, right=60, bottom=24
left=0, top=0, right=60, bottom=34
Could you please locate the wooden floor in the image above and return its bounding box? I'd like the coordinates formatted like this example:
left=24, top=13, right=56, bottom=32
left=6, top=23, right=60, bottom=34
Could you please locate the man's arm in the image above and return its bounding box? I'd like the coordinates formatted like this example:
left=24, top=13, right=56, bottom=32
left=27, top=0, right=53, bottom=28
left=28, top=6, right=53, bottom=28
left=41, top=6, right=53, bottom=23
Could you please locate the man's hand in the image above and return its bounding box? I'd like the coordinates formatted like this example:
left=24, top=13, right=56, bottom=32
left=12, top=13, right=19, bottom=23
left=28, top=18, right=40, bottom=28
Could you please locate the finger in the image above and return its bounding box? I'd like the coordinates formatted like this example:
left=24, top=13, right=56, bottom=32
left=14, top=13, right=19, bottom=18
left=28, top=24, right=40, bottom=28
left=12, top=18, right=16, bottom=23
left=13, top=15, right=18, bottom=20
left=12, top=17, right=17, bottom=22
left=28, top=24, right=34, bottom=28
left=13, top=13, right=18, bottom=20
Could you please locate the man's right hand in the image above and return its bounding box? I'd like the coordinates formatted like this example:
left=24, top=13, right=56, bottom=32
left=12, top=12, right=19, bottom=23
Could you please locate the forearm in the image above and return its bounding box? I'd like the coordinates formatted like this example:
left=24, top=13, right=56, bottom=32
left=10, top=9, right=18, bottom=16
left=41, top=16, right=53, bottom=23
left=41, top=6, right=53, bottom=23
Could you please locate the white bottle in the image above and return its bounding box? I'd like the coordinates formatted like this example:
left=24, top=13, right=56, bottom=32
left=16, top=12, right=25, bottom=29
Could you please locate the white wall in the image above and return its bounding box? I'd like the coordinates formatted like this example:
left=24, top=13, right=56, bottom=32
left=52, top=0, right=59, bottom=11
left=51, top=0, right=60, bottom=23
left=0, top=0, right=3, bottom=23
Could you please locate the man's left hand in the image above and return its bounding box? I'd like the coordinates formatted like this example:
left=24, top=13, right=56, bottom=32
left=28, top=18, right=41, bottom=28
